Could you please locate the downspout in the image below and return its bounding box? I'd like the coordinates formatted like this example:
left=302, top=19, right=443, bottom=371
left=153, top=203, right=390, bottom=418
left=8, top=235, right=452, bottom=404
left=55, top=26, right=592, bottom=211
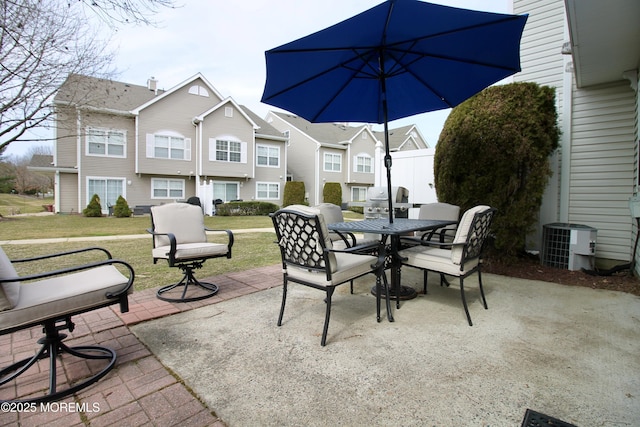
left=134, top=114, right=139, bottom=174
left=315, top=143, right=321, bottom=205
left=560, top=27, right=573, bottom=222
left=76, top=110, right=82, bottom=214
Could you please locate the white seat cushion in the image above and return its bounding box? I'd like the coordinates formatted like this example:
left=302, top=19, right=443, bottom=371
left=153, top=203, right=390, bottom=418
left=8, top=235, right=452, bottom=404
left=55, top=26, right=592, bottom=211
left=400, top=245, right=478, bottom=277
left=152, top=242, right=229, bottom=260
left=287, top=252, right=377, bottom=287
left=0, top=265, right=131, bottom=331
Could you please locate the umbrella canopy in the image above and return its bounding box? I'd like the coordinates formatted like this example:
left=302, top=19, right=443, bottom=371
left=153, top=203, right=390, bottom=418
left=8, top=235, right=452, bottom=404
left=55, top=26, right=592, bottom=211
left=261, top=0, right=528, bottom=222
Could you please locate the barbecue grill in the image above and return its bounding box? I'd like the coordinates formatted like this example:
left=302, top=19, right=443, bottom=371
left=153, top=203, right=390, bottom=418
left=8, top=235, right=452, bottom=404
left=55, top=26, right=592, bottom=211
left=364, top=186, right=410, bottom=220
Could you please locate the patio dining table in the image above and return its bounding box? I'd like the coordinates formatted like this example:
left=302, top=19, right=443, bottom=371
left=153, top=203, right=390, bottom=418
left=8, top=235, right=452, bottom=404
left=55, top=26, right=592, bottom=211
left=328, top=218, right=457, bottom=317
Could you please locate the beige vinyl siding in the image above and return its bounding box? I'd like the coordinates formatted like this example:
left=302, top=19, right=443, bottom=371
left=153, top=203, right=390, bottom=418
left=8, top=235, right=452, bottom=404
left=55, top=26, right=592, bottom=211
left=201, top=106, right=254, bottom=178
left=568, top=81, right=636, bottom=261
left=137, top=84, right=209, bottom=175
left=58, top=173, right=78, bottom=214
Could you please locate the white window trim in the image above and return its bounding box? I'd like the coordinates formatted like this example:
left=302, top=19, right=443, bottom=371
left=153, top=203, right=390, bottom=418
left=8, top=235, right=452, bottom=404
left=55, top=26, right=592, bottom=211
left=351, top=186, right=368, bottom=202
left=256, top=182, right=280, bottom=200
left=354, top=153, right=373, bottom=173
left=323, top=152, right=342, bottom=172
left=256, top=144, right=280, bottom=168
left=209, top=137, right=247, bottom=163
left=145, top=132, right=191, bottom=161
left=85, top=127, right=126, bottom=158
left=86, top=176, right=126, bottom=213
left=151, top=178, right=186, bottom=200
left=212, top=181, right=240, bottom=202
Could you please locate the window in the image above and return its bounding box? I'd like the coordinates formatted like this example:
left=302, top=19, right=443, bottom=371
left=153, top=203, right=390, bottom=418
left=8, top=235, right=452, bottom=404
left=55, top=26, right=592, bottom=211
left=324, top=152, right=341, bottom=172
left=216, top=140, right=242, bottom=162
left=188, top=85, right=209, bottom=97
left=256, top=182, right=280, bottom=200
left=257, top=145, right=280, bottom=167
left=155, top=135, right=186, bottom=160
left=351, top=187, right=367, bottom=202
left=86, top=128, right=125, bottom=157
left=87, top=178, right=125, bottom=212
left=146, top=134, right=191, bottom=160
left=213, top=181, right=239, bottom=202
left=152, top=178, right=185, bottom=199
left=355, top=154, right=373, bottom=173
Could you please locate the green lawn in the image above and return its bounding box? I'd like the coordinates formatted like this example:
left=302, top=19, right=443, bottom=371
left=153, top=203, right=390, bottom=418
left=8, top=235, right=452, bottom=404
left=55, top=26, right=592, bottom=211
left=0, top=194, right=54, bottom=216
left=0, top=195, right=363, bottom=292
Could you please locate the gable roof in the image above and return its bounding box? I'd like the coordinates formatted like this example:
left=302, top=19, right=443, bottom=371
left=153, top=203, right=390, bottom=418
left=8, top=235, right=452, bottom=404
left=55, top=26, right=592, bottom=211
left=374, top=124, right=428, bottom=150
left=241, top=107, right=286, bottom=139
left=54, top=74, right=161, bottom=114
left=131, top=73, right=224, bottom=114
left=270, top=112, right=367, bottom=143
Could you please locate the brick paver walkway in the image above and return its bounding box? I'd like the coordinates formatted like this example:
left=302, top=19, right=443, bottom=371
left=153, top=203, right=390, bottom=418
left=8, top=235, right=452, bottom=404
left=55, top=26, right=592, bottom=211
left=0, top=264, right=282, bottom=426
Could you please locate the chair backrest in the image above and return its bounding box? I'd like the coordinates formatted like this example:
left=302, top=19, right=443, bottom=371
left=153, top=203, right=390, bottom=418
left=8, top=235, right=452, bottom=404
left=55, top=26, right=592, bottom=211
left=418, top=202, right=460, bottom=222
left=417, top=202, right=460, bottom=237
left=150, top=203, right=207, bottom=248
left=271, top=205, right=336, bottom=273
left=451, top=205, right=495, bottom=265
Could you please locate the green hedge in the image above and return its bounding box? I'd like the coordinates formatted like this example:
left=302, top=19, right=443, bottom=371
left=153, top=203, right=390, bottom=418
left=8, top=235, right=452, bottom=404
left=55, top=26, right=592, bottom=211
left=283, top=181, right=306, bottom=206
left=323, top=182, right=342, bottom=205
left=215, top=201, right=279, bottom=216
left=434, top=82, right=560, bottom=258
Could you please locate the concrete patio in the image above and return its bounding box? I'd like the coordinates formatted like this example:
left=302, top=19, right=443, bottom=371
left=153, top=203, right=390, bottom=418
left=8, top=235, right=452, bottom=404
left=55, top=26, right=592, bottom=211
left=1, top=264, right=639, bottom=426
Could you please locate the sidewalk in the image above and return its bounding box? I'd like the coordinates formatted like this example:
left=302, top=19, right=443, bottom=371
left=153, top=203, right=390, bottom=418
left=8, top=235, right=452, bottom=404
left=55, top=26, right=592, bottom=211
left=0, top=262, right=283, bottom=426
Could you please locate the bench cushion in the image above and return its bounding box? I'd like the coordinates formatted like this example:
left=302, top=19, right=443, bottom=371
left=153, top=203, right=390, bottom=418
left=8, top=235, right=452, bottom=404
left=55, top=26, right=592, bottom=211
left=0, top=248, right=20, bottom=311
left=0, top=265, right=130, bottom=331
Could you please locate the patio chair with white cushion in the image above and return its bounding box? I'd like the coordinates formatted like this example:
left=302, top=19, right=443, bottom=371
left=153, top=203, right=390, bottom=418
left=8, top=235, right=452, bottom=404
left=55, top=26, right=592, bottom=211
left=0, top=246, right=134, bottom=403
left=271, top=205, right=388, bottom=346
left=148, top=202, right=234, bottom=302
left=399, top=205, right=495, bottom=326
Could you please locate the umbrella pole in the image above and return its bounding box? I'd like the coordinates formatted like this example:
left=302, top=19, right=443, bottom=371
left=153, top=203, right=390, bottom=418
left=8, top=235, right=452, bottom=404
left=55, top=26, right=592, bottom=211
left=380, top=64, right=394, bottom=224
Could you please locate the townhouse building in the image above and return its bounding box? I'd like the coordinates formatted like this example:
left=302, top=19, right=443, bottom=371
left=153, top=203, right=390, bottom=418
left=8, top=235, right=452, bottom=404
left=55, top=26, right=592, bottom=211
left=51, top=73, right=287, bottom=215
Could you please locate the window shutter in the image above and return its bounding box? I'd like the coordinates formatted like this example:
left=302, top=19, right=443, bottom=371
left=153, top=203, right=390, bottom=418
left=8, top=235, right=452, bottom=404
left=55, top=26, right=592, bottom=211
left=184, top=138, right=191, bottom=161
left=209, top=138, right=216, bottom=161
left=146, top=134, right=154, bottom=158
left=241, top=141, right=247, bottom=164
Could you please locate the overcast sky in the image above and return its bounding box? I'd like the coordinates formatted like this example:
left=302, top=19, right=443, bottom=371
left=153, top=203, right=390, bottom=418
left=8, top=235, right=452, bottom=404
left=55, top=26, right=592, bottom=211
left=5, top=0, right=511, bottom=158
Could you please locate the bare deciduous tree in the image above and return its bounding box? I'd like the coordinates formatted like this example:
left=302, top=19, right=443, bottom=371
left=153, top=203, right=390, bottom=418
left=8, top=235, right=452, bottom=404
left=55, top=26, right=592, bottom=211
left=73, top=0, right=178, bottom=26
left=0, top=0, right=177, bottom=153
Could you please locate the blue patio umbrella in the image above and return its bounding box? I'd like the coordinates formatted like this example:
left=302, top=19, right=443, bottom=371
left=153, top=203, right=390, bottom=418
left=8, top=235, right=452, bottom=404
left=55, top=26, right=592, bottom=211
left=261, top=0, right=527, bottom=222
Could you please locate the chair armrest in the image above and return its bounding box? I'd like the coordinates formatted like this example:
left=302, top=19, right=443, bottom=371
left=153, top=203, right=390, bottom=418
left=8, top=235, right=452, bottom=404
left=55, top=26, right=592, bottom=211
left=1, top=256, right=135, bottom=304
left=11, top=246, right=114, bottom=263
left=332, top=230, right=357, bottom=248
left=204, top=228, right=234, bottom=258
left=147, top=229, right=178, bottom=263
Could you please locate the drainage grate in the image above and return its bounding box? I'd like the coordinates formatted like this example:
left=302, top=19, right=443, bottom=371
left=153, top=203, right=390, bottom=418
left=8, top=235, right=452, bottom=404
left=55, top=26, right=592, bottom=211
left=521, top=409, right=578, bottom=427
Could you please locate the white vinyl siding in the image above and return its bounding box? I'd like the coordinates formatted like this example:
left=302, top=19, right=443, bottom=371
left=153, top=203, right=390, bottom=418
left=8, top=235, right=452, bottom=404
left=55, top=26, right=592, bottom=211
left=568, top=82, right=636, bottom=261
